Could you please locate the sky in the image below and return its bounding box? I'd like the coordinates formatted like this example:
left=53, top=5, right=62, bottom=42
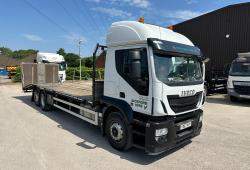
left=0, top=0, right=249, bottom=57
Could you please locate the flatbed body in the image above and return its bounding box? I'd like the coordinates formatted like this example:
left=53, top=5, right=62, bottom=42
left=36, top=81, right=93, bottom=102
left=33, top=80, right=102, bottom=126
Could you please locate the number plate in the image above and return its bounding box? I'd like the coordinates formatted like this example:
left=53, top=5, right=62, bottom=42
left=180, top=121, right=192, bottom=130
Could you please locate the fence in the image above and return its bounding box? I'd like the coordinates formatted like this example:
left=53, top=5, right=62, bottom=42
left=66, top=67, right=104, bottom=80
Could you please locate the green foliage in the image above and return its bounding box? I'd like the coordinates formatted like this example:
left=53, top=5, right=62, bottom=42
left=12, top=49, right=38, bottom=59
left=56, top=48, right=79, bottom=67
left=66, top=67, right=104, bottom=80
left=13, top=66, right=21, bottom=82
left=56, top=48, right=94, bottom=68
left=0, top=47, right=37, bottom=59
left=83, top=57, right=93, bottom=68
left=0, top=47, right=13, bottom=56
left=57, top=48, right=66, bottom=56
left=64, top=53, right=80, bottom=67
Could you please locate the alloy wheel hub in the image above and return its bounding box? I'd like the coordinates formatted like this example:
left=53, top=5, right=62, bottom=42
left=110, top=122, right=123, bottom=141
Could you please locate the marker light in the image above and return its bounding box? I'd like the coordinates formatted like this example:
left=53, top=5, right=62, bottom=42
left=199, top=115, right=203, bottom=122
left=138, top=17, right=145, bottom=23
left=168, top=26, right=173, bottom=30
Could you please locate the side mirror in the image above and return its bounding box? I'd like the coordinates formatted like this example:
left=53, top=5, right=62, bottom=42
left=224, top=63, right=231, bottom=75
left=203, top=57, right=210, bottom=63
left=129, top=50, right=141, bottom=79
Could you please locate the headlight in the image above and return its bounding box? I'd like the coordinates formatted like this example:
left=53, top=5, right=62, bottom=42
left=227, top=80, right=233, bottom=88
left=199, top=115, right=203, bottom=122
left=155, top=128, right=168, bottom=137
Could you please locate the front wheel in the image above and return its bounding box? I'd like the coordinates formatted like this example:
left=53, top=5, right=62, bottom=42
left=204, top=85, right=208, bottom=96
left=105, top=112, right=132, bottom=151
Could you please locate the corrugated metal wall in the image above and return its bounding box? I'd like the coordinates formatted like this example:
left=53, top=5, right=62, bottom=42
left=173, top=3, right=250, bottom=76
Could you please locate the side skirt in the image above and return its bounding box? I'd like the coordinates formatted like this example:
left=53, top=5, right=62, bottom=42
left=53, top=97, right=98, bottom=126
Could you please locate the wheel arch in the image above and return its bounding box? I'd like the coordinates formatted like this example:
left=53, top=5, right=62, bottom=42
left=101, top=96, right=133, bottom=135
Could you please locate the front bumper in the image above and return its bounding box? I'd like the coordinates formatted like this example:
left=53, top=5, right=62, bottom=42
left=228, top=88, right=250, bottom=99
left=144, top=109, right=203, bottom=155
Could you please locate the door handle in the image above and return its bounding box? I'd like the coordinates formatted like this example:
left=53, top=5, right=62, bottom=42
left=120, top=92, right=125, bottom=98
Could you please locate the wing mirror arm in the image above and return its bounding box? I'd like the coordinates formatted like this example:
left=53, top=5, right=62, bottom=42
left=203, top=57, right=210, bottom=63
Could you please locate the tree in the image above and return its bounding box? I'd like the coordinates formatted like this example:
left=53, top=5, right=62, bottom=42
left=57, top=48, right=66, bottom=56
left=12, top=49, right=38, bottom=59
left=64, top=53, right=80, bottom=67
left=0, top=47, right=37, bottom=59
left=0, top=47, right=12, bottom=56
left=56, top=48, right=94, bottom=67
left=83, top=57, right=93, bottom=68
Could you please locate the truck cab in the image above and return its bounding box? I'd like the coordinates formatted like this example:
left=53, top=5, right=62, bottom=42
left=103, top=21, right=205, bottom=153
left=227, top=53, right=250, bottom=101
left=36, top=52, right=66, bottom=82
left=105, top=21, right=205, bottom=116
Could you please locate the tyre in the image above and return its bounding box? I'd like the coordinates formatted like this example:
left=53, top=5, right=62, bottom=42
left=105, top=112, right=132, bottom=151
left=31, top=91, right=34, bottom=102
left=230, top=96, right=238, bottom=102
left=34, top=89, right=40, bottom=106
left=204, top=85, right=208, bottom=96
left=40, top=92, right=50, bottom=111
left=202, top=85, right=208, bottom=104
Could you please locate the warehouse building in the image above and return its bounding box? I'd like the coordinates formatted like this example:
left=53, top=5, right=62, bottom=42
left=171, top=2, right=250, bottom=91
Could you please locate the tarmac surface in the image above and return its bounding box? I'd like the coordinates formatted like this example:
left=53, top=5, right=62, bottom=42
left=0, top=81, right=250, bottom=170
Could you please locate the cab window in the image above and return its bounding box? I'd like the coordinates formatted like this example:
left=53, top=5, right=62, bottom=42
left=115, top=48, right=149, bottom=96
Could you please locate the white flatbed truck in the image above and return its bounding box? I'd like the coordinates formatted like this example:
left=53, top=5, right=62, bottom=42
left=36, top=52, right=67, bottom=82
left=28, top=21, right=206, bottom=155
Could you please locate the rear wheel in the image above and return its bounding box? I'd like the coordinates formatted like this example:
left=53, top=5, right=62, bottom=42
left=105, top=112, right=132, bottom=151
left=40, top=92, right=51, bottom=111
left=230, top=96, right=238, bottom=102
left=34, top=89, right=40, bottom=106
left=31, top=91, right=34, bottom=102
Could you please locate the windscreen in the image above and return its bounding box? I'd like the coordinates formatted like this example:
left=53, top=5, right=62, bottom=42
left=42, top=60, right=66, bottom=71
left=59, top=62, right=66, bottom=71
left=230, top=57, right=250, bottom=76
left=153, top=53, right=202, bottom=85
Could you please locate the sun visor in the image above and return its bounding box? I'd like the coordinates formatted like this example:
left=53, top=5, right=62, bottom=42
left=147, top=38, right=202, bottom=57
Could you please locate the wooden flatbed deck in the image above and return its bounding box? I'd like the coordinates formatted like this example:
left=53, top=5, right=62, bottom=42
left=37, top=80, right=93, bottom=101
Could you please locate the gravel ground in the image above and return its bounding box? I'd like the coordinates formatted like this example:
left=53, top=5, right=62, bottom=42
left=0, top=83, right=250, bottom=170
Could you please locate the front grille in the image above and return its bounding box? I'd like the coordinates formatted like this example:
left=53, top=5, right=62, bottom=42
left=234, top=85, right=250, bottom=95
left=167, top=92, right=201, bottom=113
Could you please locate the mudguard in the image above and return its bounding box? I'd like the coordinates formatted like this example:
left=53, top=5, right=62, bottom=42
left=101, top=96, right=133, bottom=123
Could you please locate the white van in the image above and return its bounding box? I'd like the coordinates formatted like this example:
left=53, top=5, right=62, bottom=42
left=227, top=53, right=250, bottom=101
